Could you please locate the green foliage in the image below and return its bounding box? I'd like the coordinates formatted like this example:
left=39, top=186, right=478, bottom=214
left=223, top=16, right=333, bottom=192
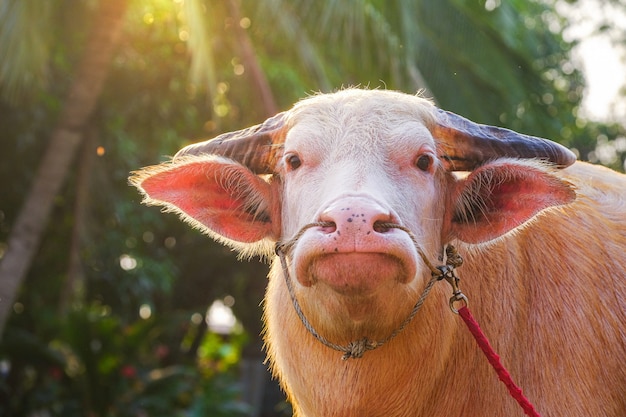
left=1, top=303, right=249, bottom=417
left=1, top=1, right=266, bottom=415
left=254, top=0, right=585, bottom=139
left=0, top=0, right=54, bottom=103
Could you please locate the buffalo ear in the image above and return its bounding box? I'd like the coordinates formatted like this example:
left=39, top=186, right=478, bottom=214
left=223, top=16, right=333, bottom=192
left=130, top=155, right=280, bottom=255
left=446, top=159, right=576, bottom=244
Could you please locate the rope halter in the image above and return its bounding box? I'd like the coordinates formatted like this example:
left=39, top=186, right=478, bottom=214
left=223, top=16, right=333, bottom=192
left=275, top=221, right=466, bottom=360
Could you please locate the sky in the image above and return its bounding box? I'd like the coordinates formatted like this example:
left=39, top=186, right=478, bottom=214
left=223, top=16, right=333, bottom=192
left=560, top=0, right=626, bottom=124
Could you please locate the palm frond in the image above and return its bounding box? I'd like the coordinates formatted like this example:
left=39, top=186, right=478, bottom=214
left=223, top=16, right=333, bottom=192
left=0, top=0, right=53, bottom=103
left=259, top=0, right=333, bottom=91
left=183, top=0, right=217, bottom=97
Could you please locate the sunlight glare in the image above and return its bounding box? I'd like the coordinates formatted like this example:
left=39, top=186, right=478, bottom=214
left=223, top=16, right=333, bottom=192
left=143, top=12, right=154, bottom=25
left=139, top=304, right=152, bottom=319
left=239, top=17, right=251, bottom=29
left=119, top=254, right=138, bottom=271
left=206, top=299, right=237, bottom=334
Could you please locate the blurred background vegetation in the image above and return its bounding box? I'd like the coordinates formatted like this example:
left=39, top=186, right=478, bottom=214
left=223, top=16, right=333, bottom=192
left=0, top=0, right=624, bottom=416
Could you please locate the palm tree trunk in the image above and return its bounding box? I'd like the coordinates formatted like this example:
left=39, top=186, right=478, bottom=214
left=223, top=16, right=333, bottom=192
left=0, top=0, right=128, bottom=338
left=226, top=0, right=278, bottom=117
left=58, top=125, right=97, bottom=316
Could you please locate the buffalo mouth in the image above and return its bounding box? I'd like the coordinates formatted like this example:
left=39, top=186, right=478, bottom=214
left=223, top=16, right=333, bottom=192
left=292, top=251, right=422, bottom=334
left=288, top=258, right=421, bottom=343
left=305, top=252, right=411, bottom=296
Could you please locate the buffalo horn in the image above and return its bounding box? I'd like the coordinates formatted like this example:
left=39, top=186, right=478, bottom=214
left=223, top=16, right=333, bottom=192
left=433, top=109, right=577, bottom=171
left=174, top=112, right=287, bottom=174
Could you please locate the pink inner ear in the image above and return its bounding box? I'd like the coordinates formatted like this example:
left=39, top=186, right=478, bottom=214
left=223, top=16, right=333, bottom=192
left=450, top=163, right=576, bottom=244
left=139, top=160, right=276, bottom=243
left=489, top=180, right=565, bottom=220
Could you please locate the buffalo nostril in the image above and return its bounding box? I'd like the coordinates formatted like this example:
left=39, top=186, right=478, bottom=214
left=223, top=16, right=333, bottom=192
left=319, top=221, right=337, bottom=233
left=373, top=221, right=392, bottom=233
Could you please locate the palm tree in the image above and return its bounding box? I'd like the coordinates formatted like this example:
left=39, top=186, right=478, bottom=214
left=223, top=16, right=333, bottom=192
left=0, top=0, right=129, bottom=336
left=254, top=0, right=585, bottom=142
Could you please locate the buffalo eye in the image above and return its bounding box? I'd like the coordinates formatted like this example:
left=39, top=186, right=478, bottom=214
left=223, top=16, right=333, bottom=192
left=415, top=154, right=433, bottom=172
left=286, top=154, right=302, bottom=171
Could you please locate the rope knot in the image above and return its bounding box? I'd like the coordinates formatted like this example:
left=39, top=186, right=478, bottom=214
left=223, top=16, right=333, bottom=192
left=445, top=245, right=463, bottom=269
left=342, top=338, right=378, bottom=360
left=432, top=245, right=464, bottom=281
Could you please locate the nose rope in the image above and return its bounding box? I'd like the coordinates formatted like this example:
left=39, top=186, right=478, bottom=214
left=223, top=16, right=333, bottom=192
left=274, top=221, right=451, bottom=360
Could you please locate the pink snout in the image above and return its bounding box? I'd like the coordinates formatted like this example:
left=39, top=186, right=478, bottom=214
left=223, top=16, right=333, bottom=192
left=293, top=196, right=418, bottom=294
left=318, top=196, right=396, bottom=251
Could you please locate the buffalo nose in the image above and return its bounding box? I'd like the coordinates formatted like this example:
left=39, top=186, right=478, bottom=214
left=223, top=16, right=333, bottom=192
left=319, top=196, right=395, bottom=237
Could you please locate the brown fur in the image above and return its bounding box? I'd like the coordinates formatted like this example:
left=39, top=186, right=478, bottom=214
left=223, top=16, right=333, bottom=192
left=264, top=161, right=626, bottom=417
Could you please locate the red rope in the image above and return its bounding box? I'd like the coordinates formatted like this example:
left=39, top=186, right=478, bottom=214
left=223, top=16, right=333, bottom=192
left=458, top=306, right=542, bottom=417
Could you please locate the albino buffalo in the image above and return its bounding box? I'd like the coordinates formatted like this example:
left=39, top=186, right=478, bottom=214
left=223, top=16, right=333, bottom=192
left=131, top=89, right=626, bottom=417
